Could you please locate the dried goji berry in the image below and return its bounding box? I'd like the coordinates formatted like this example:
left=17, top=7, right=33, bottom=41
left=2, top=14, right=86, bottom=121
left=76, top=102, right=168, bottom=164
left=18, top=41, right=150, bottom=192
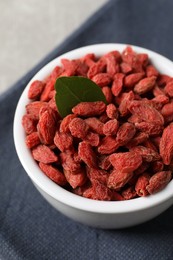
left=118, top=91, right=135, bottom=116
left=39, top=162, right=67, bottom=185
left=107, top=170, right=133, bottom=190
left=61, top=58, right=78, bottom=76
left=81, top=53, right=96, bottom=67
left=104, top=52, right=120, bottom=77
left=161, top=101, right=173, bottom=118
left=124, top=72, right=144, bottom=88
left=146, top=65, right=159, bottom=77
left=85, top=117, right=104, bottom=135
left=135, top=173, right=150, bottom=197
left=126, top=132, right=148, bottom=149
left=134, top=76, right=156, bottom=95
left=83, top=181, right=111, bottom=201
left=130, top=145, right=160, bottom=162
left=106, top=103, right=119, bottom=119
left=25, top=132, right=40, bottom=148
left=164, top=81, right=173, bottom=97
left=84, top=132, right=100, bottom=147
left=87, top=167, right=108, bottom=185
left=37, top=108, right=56, bottom=144
left=135, top=121, right=163, bottom=136
left=72, top=101, right=106, bottom=117
left=128, top=100, right=164, bottom=126
left=103, top=119, right=119, bottom=136
left=22, top=114, right=37, bottom=134
left=102, top=86, right=113, bottom=103
left=60, top=150, right=81, bottom=172
left=137, top=53, right=149, bottom=67
left=75, top=59, right=88, bottom=77
left=26, top=101, right=47, bottom=120
left=59, top=114, right=76, bottom=133
left=92, top=73, right=112, bottom=87
left=40, top=80, right=54, bottom=102
left=120, top=62, right=132, bottom=74
left=146, top=171, right=172, bottom=194
left=50, top=66, right=63, bottom=83
left=69, top=118, right=89, bottom=139
left=63, top=168, right=87, bottom=189
left=39, top=104, right=58, bottom=121
left=111, top=73, right=124, bottom=96
left=87, top=59, right=106, bottom=79
left=28, top=80, right=45, bottom=100
left=97, top=136, right=119, bottom=154
left=104, top=50, right=121, bottom=62
left=159, top=123, right=173, bottom=165
left=48, top=96, right=59, bottom=112
left=54, top=131, right=73, bottom=152
left=109, top=151, right=142, bottom=173
left=78, top=141, right=97, bottom=168
left=116, top=122, right=136, bottom=146
left=151, top=94, right=169, bottom=110
left=32, top=144, right=58, bottom=163
left=122, top=46, right=136, bottom=65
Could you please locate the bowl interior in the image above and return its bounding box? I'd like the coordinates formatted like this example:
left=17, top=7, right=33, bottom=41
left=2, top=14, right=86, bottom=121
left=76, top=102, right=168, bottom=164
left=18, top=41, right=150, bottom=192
left=13, top=43, right=173, bottom=213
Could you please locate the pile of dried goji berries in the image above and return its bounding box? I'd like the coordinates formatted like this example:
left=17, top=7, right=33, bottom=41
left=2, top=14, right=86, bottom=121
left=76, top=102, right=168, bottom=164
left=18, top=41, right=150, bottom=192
left=22, top=46, right=173, bottom=201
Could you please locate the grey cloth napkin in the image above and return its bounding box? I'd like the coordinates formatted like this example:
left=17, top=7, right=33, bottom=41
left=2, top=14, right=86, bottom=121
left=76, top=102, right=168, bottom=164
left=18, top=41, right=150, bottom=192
left=1, top=0, right=173, bottom=259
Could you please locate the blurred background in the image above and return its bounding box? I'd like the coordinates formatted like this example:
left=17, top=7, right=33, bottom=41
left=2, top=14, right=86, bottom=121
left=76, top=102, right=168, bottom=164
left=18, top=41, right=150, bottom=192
left=0, top=0, right=107, bottom=94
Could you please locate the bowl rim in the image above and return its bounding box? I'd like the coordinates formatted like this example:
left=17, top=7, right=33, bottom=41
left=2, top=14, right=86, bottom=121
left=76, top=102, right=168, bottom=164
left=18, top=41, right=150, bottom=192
left=13, top=43, right=173, bottom=214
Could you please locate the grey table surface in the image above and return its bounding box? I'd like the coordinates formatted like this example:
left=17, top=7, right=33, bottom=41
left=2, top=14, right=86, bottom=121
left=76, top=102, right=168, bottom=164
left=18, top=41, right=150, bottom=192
left=0, top=0, right=107, bottom=94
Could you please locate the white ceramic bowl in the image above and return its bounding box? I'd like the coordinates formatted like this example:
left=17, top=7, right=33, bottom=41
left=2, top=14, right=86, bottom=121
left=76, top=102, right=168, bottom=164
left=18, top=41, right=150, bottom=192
left=13, top=44, right=173, bottom=229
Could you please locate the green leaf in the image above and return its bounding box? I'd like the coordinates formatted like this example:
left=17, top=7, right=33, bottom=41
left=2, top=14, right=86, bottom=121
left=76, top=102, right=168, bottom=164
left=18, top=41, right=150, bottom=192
left=55, top=76, right=107, bottom=118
